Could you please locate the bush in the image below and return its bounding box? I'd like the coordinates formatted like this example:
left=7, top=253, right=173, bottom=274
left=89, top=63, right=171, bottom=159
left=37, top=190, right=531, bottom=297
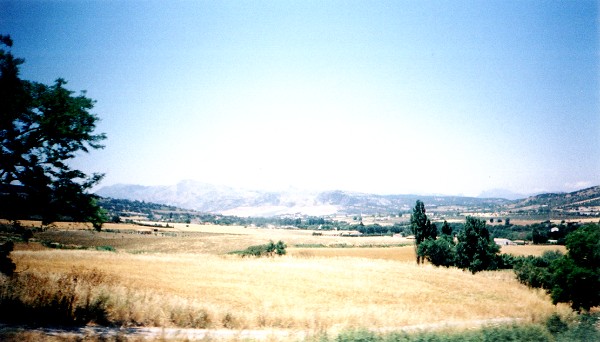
left=513, top=251, right=563, bottom=290
left=545, top=313, right=568, bottom=335
left=417, top=237, right=455, bottom=267
left=514, top=224, right=600, bottom=312
left=325, top=324, right=555, bottom=341
left=95, top=245, right=116, bottom=252
left=554, top=313, right=600, bottom=341
left=230, top=240, right=287, bottom=257
left=549, top=224, right=600, bottom=311
left=494, top=253, right=521, bottom=269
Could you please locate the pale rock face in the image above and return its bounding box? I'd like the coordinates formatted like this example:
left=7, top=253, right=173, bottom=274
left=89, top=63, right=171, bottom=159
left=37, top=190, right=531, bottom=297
left=96, top=180, right=525, bottom=216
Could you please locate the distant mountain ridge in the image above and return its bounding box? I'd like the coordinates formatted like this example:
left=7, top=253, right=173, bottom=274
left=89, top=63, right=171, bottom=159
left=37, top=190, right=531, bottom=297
left=96, top=180, right=512, bottom=216
left=506, top=185, right=600, bottom=212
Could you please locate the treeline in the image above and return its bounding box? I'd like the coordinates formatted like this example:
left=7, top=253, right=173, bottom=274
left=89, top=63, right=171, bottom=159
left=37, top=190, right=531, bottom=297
left=488, top=220, right=583, bottom=244
left=410, top=200, right=502, bottom=272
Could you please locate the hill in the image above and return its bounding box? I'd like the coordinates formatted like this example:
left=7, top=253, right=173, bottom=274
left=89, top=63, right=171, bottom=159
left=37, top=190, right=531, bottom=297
left=96, top=180, right=510, bottom=216
left=505, top=185, right=600, bottom=218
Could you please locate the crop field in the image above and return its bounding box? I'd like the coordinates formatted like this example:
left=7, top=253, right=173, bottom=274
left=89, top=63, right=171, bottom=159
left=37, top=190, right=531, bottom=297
left=500, top=244, right=566, bottom=257
left=5, top=223, right=577, bottom=339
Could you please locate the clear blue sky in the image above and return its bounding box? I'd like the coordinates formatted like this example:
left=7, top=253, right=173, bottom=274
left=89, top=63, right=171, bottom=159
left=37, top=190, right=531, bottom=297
left=1, top=0, right=598, bottom=196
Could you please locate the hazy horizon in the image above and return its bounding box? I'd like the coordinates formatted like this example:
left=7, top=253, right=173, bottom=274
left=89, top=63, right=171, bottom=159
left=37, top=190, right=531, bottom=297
left=98, top=178, right=599, bottom=200
left=2, top=1, right=598, bottom=197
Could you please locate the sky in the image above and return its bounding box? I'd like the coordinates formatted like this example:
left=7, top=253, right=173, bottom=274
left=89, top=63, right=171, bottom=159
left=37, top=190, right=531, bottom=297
left=1, top=0, right=598, bottom=196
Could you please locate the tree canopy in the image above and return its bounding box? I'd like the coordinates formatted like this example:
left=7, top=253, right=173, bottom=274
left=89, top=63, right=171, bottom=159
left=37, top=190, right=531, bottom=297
left=455, top=217, right=500, bottom=273
left=0, top=35, right=106, bottom=229
left=550, top=223, right=600, bottom=311
left=410, top=200, right=437, bottom=264
left=514, top=223, right=600, bottom=312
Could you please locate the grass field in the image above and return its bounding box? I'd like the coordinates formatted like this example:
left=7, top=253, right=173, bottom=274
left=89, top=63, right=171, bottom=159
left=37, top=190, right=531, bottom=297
left=500, top=244, right=566, bottom=257
left=2, top=222, right=580, bottom=340
left=13, top=249, right=571, bottom=331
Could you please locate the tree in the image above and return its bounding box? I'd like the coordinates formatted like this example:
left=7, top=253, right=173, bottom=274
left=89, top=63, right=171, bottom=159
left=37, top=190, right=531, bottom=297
left=513, top=250, right=563, bottom=290
left=0, top=35, right=106, bottom=229
left=417, top=237, right=456, bottom=267
left=515, top=224, right=600, bottom=312
left=455, top=216, right=499, bottom=273
left=410, top=200, right=437, bottom=264
left=441, top=220, right=452, bottom=236
left=532, top=226, right=549, bottom=244
left=549, top=223, right=600, bottom=312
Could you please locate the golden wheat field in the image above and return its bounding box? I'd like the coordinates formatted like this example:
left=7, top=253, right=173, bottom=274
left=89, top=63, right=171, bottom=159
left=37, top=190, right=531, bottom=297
left=500, top=244, right=566, bottom=257
left=7, top=223, right=575, bottom=336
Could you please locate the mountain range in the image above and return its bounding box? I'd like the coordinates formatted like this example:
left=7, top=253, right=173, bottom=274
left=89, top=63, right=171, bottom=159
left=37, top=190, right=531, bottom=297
left=95, top=180, right=525, bottom=216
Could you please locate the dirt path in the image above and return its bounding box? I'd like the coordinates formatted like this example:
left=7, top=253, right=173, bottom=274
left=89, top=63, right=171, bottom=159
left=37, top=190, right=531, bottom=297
left=0, top=318, right=523, bottom=341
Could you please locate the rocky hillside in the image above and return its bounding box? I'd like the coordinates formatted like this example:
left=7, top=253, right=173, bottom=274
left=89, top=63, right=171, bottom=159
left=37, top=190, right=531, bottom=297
left=505, top=185, right=600, bottom=216
left=96, top=180, right=509, bottom=216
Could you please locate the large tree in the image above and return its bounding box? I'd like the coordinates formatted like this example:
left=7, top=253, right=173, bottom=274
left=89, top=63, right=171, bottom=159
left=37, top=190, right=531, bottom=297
left=410, top=200, right=437, bottom=264
left=455, top=216, right=499, bottom=273
left=0, top=35, right=106, bottom=229
left=549, top=223, right=600, bottom=312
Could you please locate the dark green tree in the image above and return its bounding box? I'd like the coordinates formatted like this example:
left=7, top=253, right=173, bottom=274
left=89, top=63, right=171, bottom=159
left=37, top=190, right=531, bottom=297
left=455, top=216, right=500, bottom=273
left=0, top=35, right=106, bottom=229
left=441, top=220, right=452, bottom=236
left=417, top=236, right=456, bottom=267
left=410, top=200, right=437, bottom=264
left=513, top=250, right=563, bottom=289
left=532, top=226, right=549, bottom=244
left=549, top=223, right=600, bottom=312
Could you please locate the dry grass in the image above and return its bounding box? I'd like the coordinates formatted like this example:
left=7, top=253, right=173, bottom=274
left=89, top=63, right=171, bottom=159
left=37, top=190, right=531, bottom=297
left=25, top=225, right=412, bottom=255
left=11, top=248, right=572, bottom=333
left=500, top=244, right=566, bottom=257
left=3, top=223, right=578, bottom=337
left=289, top=246, right=416, bottom=262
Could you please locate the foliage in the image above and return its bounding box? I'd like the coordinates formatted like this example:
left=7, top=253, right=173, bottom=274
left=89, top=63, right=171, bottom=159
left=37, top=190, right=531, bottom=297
left=0, top=220, right=37, bottom=276
left=552, top=313, right=600, bottom=341
left=230, top=240, right=287, bottom=257
left=455, top=217, right=500, bottom=273
left=549, top=223, right=600, bottom=311
left=417, top=236, right=455, bottom=267
left=410, top=200, right=437, bottom=264
left=513, top=251, right=563, bottom=289
left=325, top=323, right=560, bottom=341
left=488, top=220, right=582, bottom=244
left=0, top=241, right=15, bottom=276
left=532, top=226, right=549, bottom=244
left=319, top=315, right=600, bottom=341
left=494, top=253, right=522, bottom=270
left=0, top=34, right=106, bottom=229
left=413, top=211, right=501, bottom=273
left=441, top=220, right=452, bottom=236
left=514, top=223, right=600, bottom=312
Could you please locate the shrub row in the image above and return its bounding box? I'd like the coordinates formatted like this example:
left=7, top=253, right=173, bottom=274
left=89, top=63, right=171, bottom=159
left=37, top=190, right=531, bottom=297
left=313, top=314, right=599, bottom=342
left=229, top=240, right=287, bottom=257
